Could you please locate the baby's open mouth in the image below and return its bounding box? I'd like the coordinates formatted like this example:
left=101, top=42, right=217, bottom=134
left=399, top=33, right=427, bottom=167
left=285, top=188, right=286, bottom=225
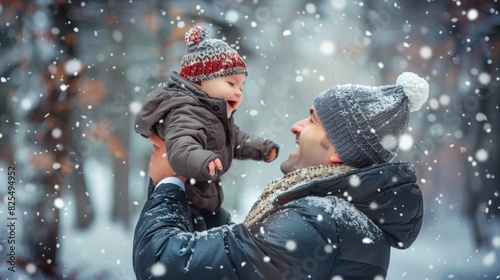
left=227, top=100, right=237, bottom=109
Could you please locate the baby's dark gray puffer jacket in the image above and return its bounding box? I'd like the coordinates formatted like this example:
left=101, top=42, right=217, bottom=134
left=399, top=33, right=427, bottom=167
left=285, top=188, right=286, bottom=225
left=134, top=71, right=278, bottom=182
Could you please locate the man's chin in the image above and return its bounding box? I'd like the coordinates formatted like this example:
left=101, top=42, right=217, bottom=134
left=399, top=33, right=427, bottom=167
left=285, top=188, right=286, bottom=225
left=280, top=151, right=299, bottom=173
left=280, top=160, right=296, bottom=174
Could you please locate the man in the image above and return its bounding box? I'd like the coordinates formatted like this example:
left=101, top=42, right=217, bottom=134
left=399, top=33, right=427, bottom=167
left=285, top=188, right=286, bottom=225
left=133, top=72, right=428, bottom=279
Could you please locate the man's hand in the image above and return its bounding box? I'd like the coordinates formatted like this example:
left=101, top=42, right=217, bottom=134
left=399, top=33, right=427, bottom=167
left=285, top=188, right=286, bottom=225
left=149, top=134, right=186, bottom=186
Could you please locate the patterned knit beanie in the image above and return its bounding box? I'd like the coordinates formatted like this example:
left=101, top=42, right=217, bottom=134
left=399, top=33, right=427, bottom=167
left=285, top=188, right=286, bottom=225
left=314, top=72, right=429, bottom=168
left=179, top=26, right=248, bottom=82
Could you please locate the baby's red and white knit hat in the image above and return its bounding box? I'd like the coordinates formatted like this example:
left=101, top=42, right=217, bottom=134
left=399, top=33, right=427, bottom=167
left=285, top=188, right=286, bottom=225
left=179, top=26, right=248, bottom=82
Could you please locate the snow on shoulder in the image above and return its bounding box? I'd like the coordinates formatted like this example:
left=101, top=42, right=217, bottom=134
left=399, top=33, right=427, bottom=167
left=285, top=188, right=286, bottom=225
left=303, top=196, right=383, bottom=241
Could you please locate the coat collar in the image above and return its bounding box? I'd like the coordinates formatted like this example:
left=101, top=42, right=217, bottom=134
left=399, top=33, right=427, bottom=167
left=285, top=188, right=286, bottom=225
left=281, top=162, right=423, bottom=249
left=276, top=162, right=417, bottom=206
left=244, top=162, right=423, bottom=250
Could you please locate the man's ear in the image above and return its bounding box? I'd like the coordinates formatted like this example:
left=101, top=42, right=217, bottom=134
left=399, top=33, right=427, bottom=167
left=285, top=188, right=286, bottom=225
left=329, top=152, right=342, bottom=164
left=322, top=136, right=342, bottom=164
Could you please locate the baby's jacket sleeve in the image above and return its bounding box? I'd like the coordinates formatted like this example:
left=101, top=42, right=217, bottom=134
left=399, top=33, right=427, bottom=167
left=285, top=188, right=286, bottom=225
left=134, top=87, right=218, bottom=181
left=232, top=124, right=279, bottom=161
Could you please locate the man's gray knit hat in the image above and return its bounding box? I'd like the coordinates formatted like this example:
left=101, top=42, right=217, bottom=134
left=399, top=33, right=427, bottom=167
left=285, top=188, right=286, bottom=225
left=314, top=72, right=429, bottom=168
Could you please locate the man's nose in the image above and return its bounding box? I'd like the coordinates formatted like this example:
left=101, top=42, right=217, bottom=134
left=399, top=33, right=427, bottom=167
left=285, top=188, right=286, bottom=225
left=291, top=118, right=307, bottom=135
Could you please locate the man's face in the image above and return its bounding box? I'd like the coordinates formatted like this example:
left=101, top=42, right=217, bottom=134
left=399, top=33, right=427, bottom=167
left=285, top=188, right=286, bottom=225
left=280, top=106, right=341, bottom=174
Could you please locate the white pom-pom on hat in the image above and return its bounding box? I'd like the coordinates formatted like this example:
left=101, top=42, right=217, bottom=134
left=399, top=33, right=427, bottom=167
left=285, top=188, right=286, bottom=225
left=396, top=72, right=429, bottom=112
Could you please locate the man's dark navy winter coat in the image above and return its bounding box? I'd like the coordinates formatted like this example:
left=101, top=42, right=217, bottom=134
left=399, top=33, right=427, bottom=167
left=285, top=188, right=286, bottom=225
left=133, top=162, right=423, bottom=279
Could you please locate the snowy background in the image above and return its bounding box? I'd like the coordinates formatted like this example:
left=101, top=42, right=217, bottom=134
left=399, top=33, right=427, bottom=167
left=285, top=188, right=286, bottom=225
left=0, top=0, right=499, bottom=279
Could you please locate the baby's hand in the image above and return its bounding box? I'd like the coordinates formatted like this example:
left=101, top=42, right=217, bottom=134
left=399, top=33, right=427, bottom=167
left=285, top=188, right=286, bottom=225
left=266, top=147, right=278, bottom=162
left=208, top=158, right=223, bottom=176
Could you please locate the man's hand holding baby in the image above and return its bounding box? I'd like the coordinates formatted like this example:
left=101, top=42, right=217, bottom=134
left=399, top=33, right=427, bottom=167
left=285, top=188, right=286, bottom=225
left=149, top=134, right=187, bottom=186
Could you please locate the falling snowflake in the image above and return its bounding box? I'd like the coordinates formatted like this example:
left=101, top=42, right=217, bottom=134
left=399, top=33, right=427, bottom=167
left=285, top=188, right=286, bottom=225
left=285, top=240, right=297, bottom=251
left=151, top=263, right=167, bottom=277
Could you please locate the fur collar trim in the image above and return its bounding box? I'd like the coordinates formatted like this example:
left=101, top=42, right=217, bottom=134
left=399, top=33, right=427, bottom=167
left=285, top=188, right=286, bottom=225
left=243, top=164, right=355, bottom=227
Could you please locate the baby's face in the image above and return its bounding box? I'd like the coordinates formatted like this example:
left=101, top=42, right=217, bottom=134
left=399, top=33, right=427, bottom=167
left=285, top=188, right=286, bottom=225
left=199, top=73, right=245, bottom=118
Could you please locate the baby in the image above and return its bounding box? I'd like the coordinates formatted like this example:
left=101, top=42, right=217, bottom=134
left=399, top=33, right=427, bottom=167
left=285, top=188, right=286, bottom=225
left=135, top=26, right=279, bottom=228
